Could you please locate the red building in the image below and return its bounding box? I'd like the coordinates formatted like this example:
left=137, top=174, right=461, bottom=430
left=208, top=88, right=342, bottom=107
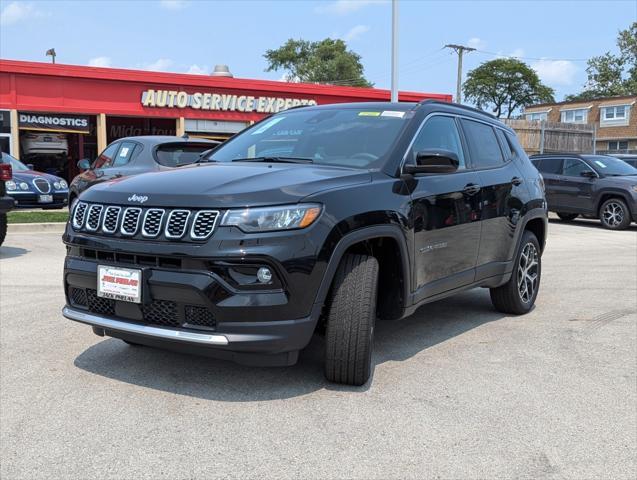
left=0, top=59, right=451, bottom=180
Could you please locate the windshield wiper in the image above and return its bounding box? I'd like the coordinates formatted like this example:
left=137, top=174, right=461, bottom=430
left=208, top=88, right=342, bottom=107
left=230, top=156, right=314, bottom=164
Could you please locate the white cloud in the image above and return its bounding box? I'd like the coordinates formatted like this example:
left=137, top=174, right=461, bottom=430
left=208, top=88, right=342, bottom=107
left=186, top=64, right=208, bottom=75
left=159, top=0, right=188, bottom=10
left=142, top=58, right=174, bottom=71
left=88, top=56, right=112, bottom=68
left=532, top=59, right=578, bottom=86
left=0, top=1, right=42, bottom=26
left=315, top=0, right=385, bottom=15
left=467, top=37, right=486, bottom=50
left=343, top=25, right=370, bottom=42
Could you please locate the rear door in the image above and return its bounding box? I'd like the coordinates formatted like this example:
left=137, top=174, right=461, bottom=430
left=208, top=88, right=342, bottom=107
left=532, top=157, right=563, bottom=208
left=408, top=115, right=482, bottom=300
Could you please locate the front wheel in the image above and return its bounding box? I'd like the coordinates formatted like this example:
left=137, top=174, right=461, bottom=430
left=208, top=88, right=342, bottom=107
left=599, top=198, right=631, bottom=230
left=490, top=230, right=541, bottom=315
left=324, top=254, right=379, bottom=386
left=557, top=212, right=578, bottom=221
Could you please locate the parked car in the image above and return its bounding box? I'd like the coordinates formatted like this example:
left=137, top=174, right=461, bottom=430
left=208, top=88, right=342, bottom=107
left=69, top=136, right=219, bottom=207
left=530, top=153, right=637, bottom=230
left=0, top=159, right=13, bottom=246
left=63, top=101, right=547, bottom=386
left=611, top=153, right=637, bottom=168
left=20, top=132, right=68, bottom=157
left=1, top=152, right=69, bottom=209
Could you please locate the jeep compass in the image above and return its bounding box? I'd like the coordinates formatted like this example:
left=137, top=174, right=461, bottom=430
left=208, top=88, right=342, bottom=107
left=63, top=101, right=548, bottom=386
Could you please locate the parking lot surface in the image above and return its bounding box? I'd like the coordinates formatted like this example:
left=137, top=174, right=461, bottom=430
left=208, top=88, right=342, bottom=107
left=1, top=218, right=636, bottom=479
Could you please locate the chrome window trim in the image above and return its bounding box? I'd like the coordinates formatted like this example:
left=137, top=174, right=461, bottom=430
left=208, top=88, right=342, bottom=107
left=101, top=206, right=122, bottom=234
left=141, top=208, right=166, bottom=238
left=72, top=202, right=88, bottom=230
left=190, top=210, right=220, bottom=240
left=85, top=204, right=104, bottom=232
left=120, top=207, right=142, bottom=236
left=165, top=209, right=191, bottom=239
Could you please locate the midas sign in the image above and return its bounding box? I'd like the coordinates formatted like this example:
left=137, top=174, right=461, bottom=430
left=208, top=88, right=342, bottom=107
left=141, top=89, right=318, bottom=113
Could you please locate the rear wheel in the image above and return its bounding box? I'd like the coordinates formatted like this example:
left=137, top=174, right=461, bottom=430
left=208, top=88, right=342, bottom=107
left=324, top=254, right=379, bottom=386
left=490, top=230, right=541, bottom=315
left=599, top=198, right=631, bottom=230
left=0, top=213, right=6, bottom=246
left=557, top=212, right=578, bottom=221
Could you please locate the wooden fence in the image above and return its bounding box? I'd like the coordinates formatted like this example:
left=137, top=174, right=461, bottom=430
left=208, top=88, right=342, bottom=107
left=504, top=120, right=595, bottom=155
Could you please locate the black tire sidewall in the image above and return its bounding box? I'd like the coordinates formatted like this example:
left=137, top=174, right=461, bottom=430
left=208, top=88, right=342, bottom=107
left=514, top=231, right=542, bottom=312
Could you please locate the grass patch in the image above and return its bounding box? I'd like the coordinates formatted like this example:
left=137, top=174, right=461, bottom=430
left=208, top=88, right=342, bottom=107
left=7, top=210, right=69, bottom=224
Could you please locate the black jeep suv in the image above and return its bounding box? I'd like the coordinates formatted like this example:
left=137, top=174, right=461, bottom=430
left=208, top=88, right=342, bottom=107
left=63, top=101, right=547, bottom=386
left=530, top=153, right=637, bottom=230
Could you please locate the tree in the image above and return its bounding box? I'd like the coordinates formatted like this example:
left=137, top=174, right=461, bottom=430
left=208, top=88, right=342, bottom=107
left=565, top=22, right=636, bottom=101
left=463, top=58, right=555, bottom=118
left=264, top=38, right=372, bottom=87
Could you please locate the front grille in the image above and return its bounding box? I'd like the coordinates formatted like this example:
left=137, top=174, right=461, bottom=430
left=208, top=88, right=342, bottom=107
left=142, top=209, right=165, bottom=237
left=185, top=305, right=216, bottom=329
left=165, top=210, right=190, bottom=239
left=86, top=204, right=104, bottom=231
left=141, top=300, right=179, bottom=327
left=121, top=208, right=142, bottom=236
left=86, top=289, right=115, bottom=316
left=102, top=206, right=121, bottom=234
left=72, top=202, right=88, bottom=229
left=33, top=178, right=51, bottom=193
left=69, top=287, right=87, bottom=307
left=191, top=210, right=220, bottom=240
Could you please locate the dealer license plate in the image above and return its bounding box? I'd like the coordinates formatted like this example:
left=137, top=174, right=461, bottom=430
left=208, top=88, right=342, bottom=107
left=38, top=194, right=53, bottom=203
left=97, top=265, right=142, bottom=303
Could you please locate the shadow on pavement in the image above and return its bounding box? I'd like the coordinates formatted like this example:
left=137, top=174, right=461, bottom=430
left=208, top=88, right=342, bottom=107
left=0, top=246, right=29, bottom=259
left=548, top=217, right=637, bottom=231
left=73, top=289, right=504, bottom=401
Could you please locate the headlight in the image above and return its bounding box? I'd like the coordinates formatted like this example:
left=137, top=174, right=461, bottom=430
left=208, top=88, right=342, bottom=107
left=19, top=182, right=29, bottom=190
left=59, top=180, right=68, bottom=189
left=6, top=180, right=16, bottom=190
left=54, top=182, right=61, bottom=189
left=221, top=204, right=322, bottom=232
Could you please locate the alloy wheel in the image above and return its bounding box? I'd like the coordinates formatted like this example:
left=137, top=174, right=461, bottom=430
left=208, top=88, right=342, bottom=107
left=602, top=202, right=624, bottom=228
left=517, top=243, right=539, bottom=304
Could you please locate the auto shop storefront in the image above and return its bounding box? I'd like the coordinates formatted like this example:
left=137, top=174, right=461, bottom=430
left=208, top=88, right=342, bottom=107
left=0, top=59, right=451, bottom=180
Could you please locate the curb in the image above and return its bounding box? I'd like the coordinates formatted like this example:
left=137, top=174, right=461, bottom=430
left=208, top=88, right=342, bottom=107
left=8, top=222, right=67, bottom=233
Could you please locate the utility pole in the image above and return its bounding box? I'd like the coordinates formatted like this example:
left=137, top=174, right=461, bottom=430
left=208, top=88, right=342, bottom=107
left=444, top=44, right=475, bottom=104
left=390, top=0, right=399, bottom=102
left=46, top=48, right=56, bottom=64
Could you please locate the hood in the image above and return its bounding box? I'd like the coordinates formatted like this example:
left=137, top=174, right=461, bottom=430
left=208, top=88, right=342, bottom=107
left=80, top=162, right=372, bottom=208
left=12, top=170, right=64, bottom=183
left=599, top=174, right=637, bottom=186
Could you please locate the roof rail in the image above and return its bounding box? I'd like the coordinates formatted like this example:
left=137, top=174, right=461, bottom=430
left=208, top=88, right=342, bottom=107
left=416, top=99, right=498, bottom=119
left=529, top=152, right=588, bottom=157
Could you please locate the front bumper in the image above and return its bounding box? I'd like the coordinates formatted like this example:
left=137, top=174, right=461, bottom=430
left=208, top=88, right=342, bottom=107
left=9, top=191, right=68, bottom=209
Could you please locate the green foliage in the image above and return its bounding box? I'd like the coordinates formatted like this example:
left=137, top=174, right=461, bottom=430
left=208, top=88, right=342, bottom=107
left=264, top=38, right=372, bottom=87
left=7, top=210, right=69, bottom=224
left=565, top=22, right=636, bottom=101
left=463, top=58, right=555, bottom=118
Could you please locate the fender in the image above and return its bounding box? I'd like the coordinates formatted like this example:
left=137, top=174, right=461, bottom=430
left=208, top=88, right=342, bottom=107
left=594, top=189, right=634, bottom=215
left=518, top=206, right=549, bottom=253
left=312, top=224, right=411, bottom=312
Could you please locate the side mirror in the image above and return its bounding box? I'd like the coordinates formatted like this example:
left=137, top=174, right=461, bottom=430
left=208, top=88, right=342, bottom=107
left=580, top=170, right=596, bottom=178
left=77, top=159, right=91, bottom=171
left=404, top=149, right=460, bottom=175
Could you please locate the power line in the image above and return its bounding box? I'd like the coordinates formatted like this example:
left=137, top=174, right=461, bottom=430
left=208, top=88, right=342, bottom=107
left=474, top=49, right=589, bottom=62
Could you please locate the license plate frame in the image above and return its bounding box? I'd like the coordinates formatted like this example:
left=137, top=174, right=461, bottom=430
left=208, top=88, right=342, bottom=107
left=38, top=194, right=53, bottom=203
left=97, top=265, right=142, bottom=304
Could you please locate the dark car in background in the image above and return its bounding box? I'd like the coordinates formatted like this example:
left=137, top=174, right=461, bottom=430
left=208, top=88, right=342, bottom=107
left=611, top=154, right=637, bottom=168
left=531, top=153, right=637, bottom=230
left=0, top=160, right=13, bottom=246
left=69, top=136, right=219, bottom=207
left=1, top=152, right=69, bottom=209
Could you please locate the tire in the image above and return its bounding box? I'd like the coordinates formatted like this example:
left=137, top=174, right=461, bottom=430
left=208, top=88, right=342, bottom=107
left=490, top=230, right=541, bottom=315
left=557, top=212, right=578, bottom=221
left=324, top=254, right=379, bottom=386
left=599, top=198, right=631, bottom=230
left=0, top=213, right=6, bottom=246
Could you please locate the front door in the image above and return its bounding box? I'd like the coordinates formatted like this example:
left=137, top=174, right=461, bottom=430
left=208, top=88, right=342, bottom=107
left=408, top=115, right=481, bottom=300
left=556, top=157, right=596, bottom=213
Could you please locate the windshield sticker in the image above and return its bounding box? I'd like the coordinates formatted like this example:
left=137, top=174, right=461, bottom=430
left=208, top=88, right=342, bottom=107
left=381, top=110, right=405, bottom=118
left=251, top=117, right=285, bottom=135
left=595, top=160, right=607, bottom=168
left=358, top=111, right=381, bottom=117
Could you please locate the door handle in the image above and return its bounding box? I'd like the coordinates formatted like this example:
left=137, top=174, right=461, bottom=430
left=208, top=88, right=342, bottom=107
left=463, top=183, right=481, bottom=195
left=511, top=177, right=523, bottom=186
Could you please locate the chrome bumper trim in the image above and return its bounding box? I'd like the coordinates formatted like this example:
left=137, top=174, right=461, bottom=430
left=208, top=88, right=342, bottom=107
left=63, top=306, right=229, bottom=345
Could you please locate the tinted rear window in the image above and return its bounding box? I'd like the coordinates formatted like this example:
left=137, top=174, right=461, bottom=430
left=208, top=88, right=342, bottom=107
left=460, top=119, right=504, bottom=168
left=155, top=143, right=215, bottom=167
left=533, top=158, right=563, bottom=174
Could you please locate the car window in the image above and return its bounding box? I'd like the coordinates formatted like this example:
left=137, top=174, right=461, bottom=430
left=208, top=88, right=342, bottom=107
left=562, top=158, right=591, bottom=177
left=155, top=143, right=215, bottom=167
left=496, top=129, right=515, bottom=160
left=409, top=115, right=465, bottom=169
left=460, top=119, right=504, bottom=169
left=533, top=158, right=563, bottom=175
left=93, top=143, right=120, bottom=169
left=112, top=141, right=137, bottom=167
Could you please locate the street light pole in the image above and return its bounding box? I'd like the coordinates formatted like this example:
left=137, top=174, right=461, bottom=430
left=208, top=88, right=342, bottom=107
left=444, top=44, right=475, bottom=104
left=390, top=0, right=399, bottom=102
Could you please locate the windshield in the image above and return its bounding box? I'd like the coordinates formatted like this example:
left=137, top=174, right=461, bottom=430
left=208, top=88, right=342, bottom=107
left=208, top=107, right=412, bottom=169
left=1, top=152, right=29, bottom=171
left=155, top=143, right=216, bottom=167
left=584, top=155, right=637, bottom=176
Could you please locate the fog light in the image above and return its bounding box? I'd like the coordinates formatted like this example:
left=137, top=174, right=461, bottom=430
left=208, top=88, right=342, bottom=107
left=257, top=267, right=272, bottom=284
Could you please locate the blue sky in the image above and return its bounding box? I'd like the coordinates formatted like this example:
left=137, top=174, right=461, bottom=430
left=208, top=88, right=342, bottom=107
left=1, top=0, right=635, bottom=102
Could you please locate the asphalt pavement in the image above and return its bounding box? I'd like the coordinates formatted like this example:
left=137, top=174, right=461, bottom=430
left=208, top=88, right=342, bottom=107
left=1, top=217, right=635, bottom=479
